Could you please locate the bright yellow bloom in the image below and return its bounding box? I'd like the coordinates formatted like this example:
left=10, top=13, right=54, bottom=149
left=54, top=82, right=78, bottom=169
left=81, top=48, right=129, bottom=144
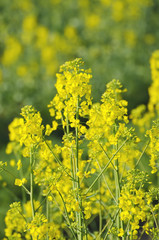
left=48, top=58, right=92, bottom=136
left=15, top=178, right=27, bottom=186
left=17, top=159, right=22, bottom=170
left=118, top=228, right=124, bottom=237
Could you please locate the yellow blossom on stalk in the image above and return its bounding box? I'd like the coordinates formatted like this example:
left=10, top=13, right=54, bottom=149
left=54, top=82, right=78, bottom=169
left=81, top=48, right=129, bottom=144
left=4, top=202, right=27, bottom=239
left=52, top=120, right=58, bottom=131
left=17, top=159, right=22, bottom=170
left=48, top=195, right=53, bottom=201
left=26, top=213, right=62, bottom=239
left=148, top=50, right=159, bottom=113
left=118, top=228, right=124, bottom=237
left=86, top=79, right=139, bottom=173
left=130, top=105, right=154, bottom=132
left=48, top=58, right=92, bottom=136
left=146, top=120, right=159, bottom=173
left=45, top=124, right=53, bottom=136
left=83, top=202, right=92, bottom=219
left=130, top=50, right=159, bottom=132
left=30, top=212, right=45, bottom=237
left=15, top=178, right=27, bottom=186
left=6, top=105, right=44, bottom=157
left=118, top=170, right=159, bottom=239
left=86, top=79, right=128, bottom=142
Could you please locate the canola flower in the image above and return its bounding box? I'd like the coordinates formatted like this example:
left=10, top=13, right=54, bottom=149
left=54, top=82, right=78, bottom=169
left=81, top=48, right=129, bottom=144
left=6, top=105, right=44, bottom=157
left=130, top=50, right=159, bottom=175
left=2, top=57, right=159, bottom=240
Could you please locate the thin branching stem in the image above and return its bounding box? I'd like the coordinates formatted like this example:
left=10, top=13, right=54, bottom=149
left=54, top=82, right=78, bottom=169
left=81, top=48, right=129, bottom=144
left=135, top=141, right=149, bottom=168
left=85, top=138, right=129, bottom=195
left=30, top=148, right=35, bottom=218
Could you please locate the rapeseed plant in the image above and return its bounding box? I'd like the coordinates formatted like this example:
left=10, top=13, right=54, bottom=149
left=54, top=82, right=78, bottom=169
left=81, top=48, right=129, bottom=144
left=1, top=56, right=159, bottom=239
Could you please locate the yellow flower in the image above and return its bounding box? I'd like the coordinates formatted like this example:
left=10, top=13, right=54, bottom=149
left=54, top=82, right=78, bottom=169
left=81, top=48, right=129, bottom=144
left=52, top=121, right=58, bottom=131
left=48, top=196, right=53, bottom=202
left=15, top=178, right=27, bottom=186
left=48, top=58, right=92, bottom=136
left=17, top=159, right=22, bottom=170
left=45, top=124, right=53, bottom=136
left=118, top=228, right=124, bottom=237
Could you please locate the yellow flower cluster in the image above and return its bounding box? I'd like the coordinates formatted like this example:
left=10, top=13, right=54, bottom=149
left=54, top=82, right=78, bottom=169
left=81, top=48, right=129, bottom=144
left=86, top=79, right=128, bottom=142
left=27, top=213, right=62, bottom=240
left=48, top=58, right=92, bottom=135
left=149, top=50, right=159, bottom=113
left=146, top=121, right=159, bottom=173
left=119, top=170, right=154, bottom=239
left=86, top=79, right=140, bottom=176
left=119, top=188, right=148, bottom=238
left=15, top=178, right=27, bottom=186
left=4, top=202, right=29, bottom=239
left=6, top=105, right=44, bottom=157
left=4, top=201, right=63, bottom=240
left=130, top=50, right=159, bottom=175
left=130, top=50, right=159, bottom=132
left=3, top=57, right=159, bottom=239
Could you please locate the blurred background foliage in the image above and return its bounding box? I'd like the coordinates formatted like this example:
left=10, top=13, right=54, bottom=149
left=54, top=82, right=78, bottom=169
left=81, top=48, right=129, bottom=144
left=0, top=0, right=159, bottom=145
left=0, top=0, right=159, bottom=237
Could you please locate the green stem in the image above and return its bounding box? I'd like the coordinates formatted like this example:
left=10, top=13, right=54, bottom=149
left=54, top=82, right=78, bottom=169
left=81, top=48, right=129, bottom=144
left=85, top=138, right=128, bottom=195
left=104, top=209, right=120, bottom=240
left=149, top=204, right=159, bottom=230
left=30, top=148, right=35, bottom=218
left=158, top=175, right=159, bottom=232
left=0, top=165, right=30, bottom=195
left=99, top=179, right=102, bottom=240
left=46, top=197, right=49, bottom=240
left=135, top=141, right=149, bottom=169
left=96, top=159, right=117, bottom=204
left=44, top=140, right=75, bottom=181
left=114, top=157, right=120, bottom=239
left=16, top=154, right=27, bottom=205
left=99, top=143, right=116, bottom=170
left=57, top=190, right=78, bottom=240
left=75, top=97, right=83, bottom=240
